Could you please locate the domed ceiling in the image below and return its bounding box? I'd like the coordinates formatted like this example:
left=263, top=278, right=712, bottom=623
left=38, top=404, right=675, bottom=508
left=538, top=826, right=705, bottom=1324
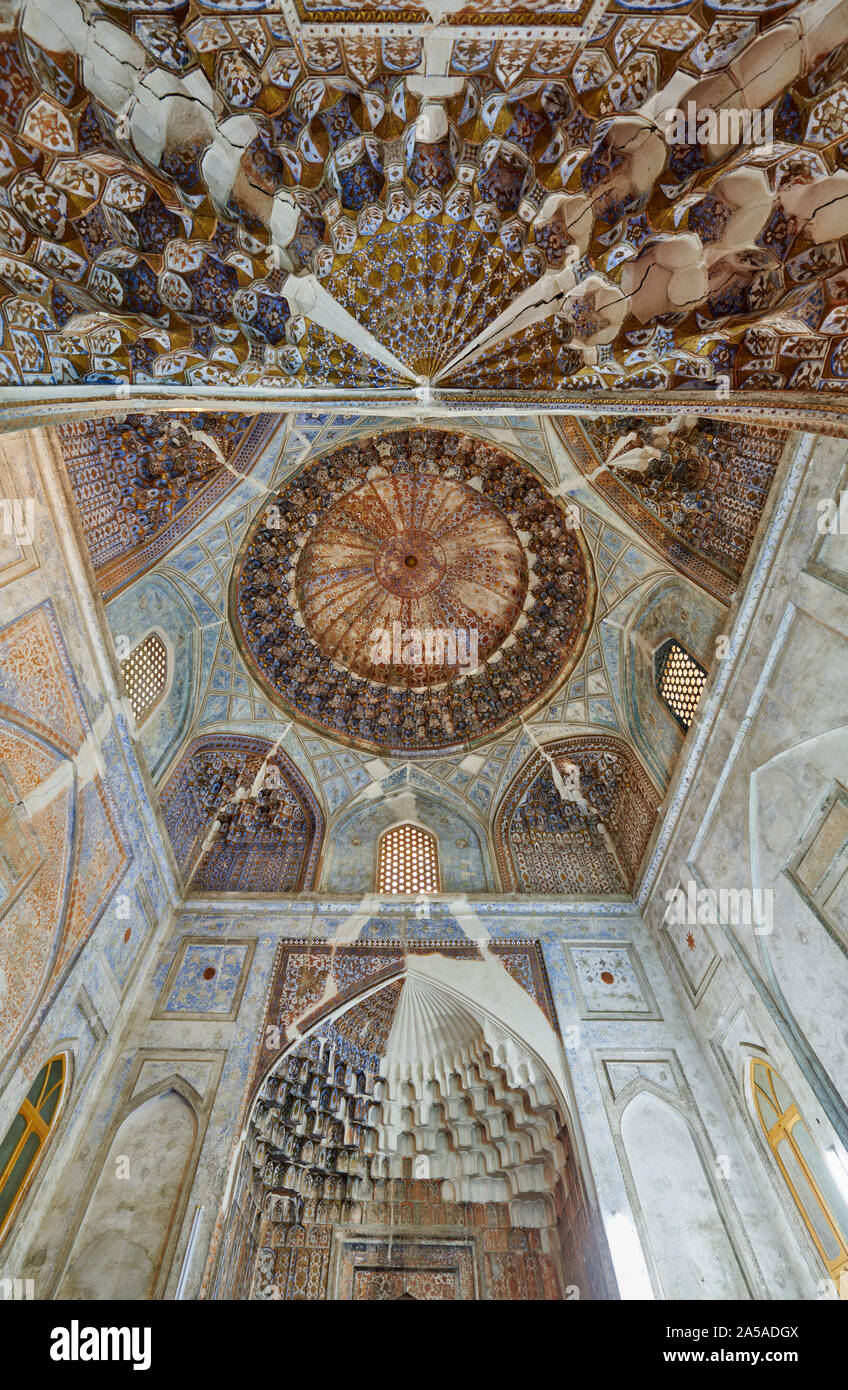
left=230, top=427, right=594, bottom=753
left=297, top=470, right=528, bottom=683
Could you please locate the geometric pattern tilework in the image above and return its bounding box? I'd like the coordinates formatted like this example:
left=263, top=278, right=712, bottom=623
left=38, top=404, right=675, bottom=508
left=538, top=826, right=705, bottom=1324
left=495, top=735, right=661, bottom=895
left=156, top=939, right=252, bottom=1020
left=160, top=734, right=323, bottom=892
left=0, top=601, right=128, bottom=1053
left=356, top=910, right=476, bottom=946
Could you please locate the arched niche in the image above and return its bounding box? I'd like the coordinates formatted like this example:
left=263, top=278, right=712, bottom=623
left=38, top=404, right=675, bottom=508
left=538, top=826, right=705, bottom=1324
left=494, top=734, right=660, bottom=894
left=213, top=955, right=616, bottom=1302
left=620, top=575, right=723, bottom=788
left=620, top=1090, right=750, bottom=1300
left=321, top=786, right=493, bottom=894
left=160, top=732, right=323, bottom=892
left=743, top=723, right=848, bottom=1103
left=0, top=1052, right=70, bottom=1247
left=106, top=575, right=197, bottom=781
left=58, top=1087, right=198, bottom=1300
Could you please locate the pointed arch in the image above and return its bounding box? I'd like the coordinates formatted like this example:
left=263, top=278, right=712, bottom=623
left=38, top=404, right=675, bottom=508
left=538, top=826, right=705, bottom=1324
left=619, top=574, right=722, bottom=788
left=494, top=734, right=661, bottom=894
left=376, top=823, right=440, bottom=894
left=749, top=1058, right=848, bottom=1296
left=0, top=1053, right=69, bottom=1246
left=321, top=783, right=494, bottom=893
left=160, top=733, right=323, bottom=892
left=213, top=955, right=617, bottom=1301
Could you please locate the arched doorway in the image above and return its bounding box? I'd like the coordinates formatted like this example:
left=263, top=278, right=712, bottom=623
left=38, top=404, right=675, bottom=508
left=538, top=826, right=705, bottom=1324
left=211, top=958, right=615, bottom=1301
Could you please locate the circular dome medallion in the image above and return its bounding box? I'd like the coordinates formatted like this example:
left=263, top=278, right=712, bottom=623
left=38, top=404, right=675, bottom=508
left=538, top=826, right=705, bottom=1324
left=296, top=473, right=527, bottom=686
left=231, top=429, right=594, bottom=756
left=373, top=528, right=446, bottom=598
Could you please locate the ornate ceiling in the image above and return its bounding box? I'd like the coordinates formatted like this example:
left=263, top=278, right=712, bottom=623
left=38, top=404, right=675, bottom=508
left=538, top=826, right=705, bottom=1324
left=13, top=0, right=821, bottom=894
left=160, top=732, right=324, bottom=891
left=296, top=472, right=527, bottom=684
left=231, top=426, right=593, bottom=753
left=79, top=405, right=793, bottom=902
left=58, top=409, right=271, bottom=592
left=0, top=0, right=845, bottom=403
left=564, top=411, right=789, bottom=599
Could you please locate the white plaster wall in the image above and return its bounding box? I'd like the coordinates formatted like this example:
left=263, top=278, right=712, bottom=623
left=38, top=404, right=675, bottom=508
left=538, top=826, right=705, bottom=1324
left=621, top=1091, right=750, bottom=1299
left=640, top=430, right=848, bottom=1301
left=57, top=1090, right=196, bottom=1299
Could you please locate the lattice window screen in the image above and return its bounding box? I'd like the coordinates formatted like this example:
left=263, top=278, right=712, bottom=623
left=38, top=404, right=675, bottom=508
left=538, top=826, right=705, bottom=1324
left=122, top=632, right=168, bottom=724
left=377, top=823, right=440, bottom=895
left=655, top=639, right=706, bottom=732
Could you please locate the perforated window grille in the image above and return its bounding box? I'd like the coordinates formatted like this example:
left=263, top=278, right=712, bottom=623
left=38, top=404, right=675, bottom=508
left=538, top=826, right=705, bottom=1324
left=377, top=824, right=440, bottom=895
left=655, top=639, right=706, bottom=732
left=122, top=632, right=168, bottom=724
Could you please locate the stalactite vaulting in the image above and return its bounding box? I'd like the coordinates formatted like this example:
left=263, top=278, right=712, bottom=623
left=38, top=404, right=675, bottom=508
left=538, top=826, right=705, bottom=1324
left=0, top=0, right=844, bottom=398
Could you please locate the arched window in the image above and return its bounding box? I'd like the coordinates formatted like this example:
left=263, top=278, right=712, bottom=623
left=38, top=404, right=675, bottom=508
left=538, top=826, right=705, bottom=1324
left=376, top=824, right=440, bottom=895
left=655, top=638, right=706, bottom=732
left=751, top=1059, right=848, bottom=1296
left=0, top=1054, right=66, bottom=1244
left=121, top=631, right=168, bottom=725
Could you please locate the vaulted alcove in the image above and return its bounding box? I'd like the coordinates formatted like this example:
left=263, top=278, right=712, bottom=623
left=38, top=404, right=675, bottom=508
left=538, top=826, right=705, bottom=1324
left=213, top=954, right=616, bottom=1301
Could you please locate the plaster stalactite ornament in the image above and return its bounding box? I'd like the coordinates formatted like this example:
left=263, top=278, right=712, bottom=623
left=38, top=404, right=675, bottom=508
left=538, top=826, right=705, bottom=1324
left=212, top=945, right=618, bottom=1302
left=495, top=736, right=662, bottom=894
left=0, top=1, right=844, bottom=394
left=563, top=412, right=790, bottom=601
left=229, top=428, right=595, bottom=755
left=160, top=734, right=324, bottom=892
left=55, top=410, right=270, bottom=594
